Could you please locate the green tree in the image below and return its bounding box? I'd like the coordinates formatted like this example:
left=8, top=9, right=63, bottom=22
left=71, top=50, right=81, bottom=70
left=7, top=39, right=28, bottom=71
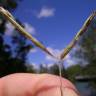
left=49, top=63, right=67, bottom=78
left=0, top=0, right=20, bottom=10
left=39, top=64, right=49, bottom=73
left=66, top=65, right=82, bottom=82
left=0, top=0, right=34, bottom=77
left=74, top=18, right=96, bottom=74
left=72, top=18, right=96, bottom=87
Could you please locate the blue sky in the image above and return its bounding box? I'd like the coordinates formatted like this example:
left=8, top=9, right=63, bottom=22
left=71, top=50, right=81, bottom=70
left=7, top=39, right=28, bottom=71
left=10, top=0, right=96, bottom=68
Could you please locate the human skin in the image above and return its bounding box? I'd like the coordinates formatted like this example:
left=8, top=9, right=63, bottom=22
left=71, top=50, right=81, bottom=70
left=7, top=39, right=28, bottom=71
left=0, top=73, right=80, bottom=96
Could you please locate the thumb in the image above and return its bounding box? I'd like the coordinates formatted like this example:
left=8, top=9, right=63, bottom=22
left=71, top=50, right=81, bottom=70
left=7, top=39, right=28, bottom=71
left=0, top=73, right=80, bottom=96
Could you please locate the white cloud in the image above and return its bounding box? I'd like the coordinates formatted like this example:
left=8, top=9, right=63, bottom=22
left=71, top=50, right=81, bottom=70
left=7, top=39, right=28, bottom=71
left=64, top=53, right=77, bottom=68
left=46, top=47, right=60, bottom=61
left=47, top=63, right=55, bottom=68
left=5, top=21, right=15, bottom=36
left=29, top=48, right=37, bottom=53
left=5, top=22, right=36, bottom=36
left=31, top=63, right=39, bottom=70
left=46, top=47, right=76, bottom=68
left=28, top=46, right=77, bottom=69
left=45, top=47, right=77, bottom=68
left=37, top=7, right=55, bottom=18
left=24, top=23, right=36, bottom=35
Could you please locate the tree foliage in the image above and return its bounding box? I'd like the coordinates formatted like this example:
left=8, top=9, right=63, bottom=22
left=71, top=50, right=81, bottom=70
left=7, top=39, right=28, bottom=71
left=0, top=0, right=35, bottom=77
left=74, top=18, right=96, bottom=74
left=66, top=65, right=82, bottom=82
left=49, top=63, right=67, bottom=78
left=70, top=18, right=96, bottom=89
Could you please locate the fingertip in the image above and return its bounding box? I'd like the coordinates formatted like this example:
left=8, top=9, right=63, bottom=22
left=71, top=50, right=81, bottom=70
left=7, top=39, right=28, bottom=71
left=0, top=73, right=80, bottom=96
left=33, top=74, right=79, bottom=96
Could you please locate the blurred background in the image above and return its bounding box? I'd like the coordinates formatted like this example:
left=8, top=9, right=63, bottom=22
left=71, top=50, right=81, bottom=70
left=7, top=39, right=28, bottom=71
left=0, top=0, right=96, bottom=96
